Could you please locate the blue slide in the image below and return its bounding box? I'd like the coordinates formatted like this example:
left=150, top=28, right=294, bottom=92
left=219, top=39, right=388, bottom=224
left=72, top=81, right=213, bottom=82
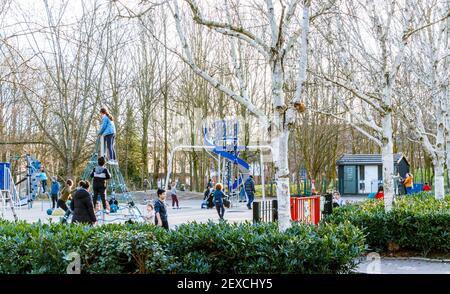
left=203, top=128, right=250, bottom=190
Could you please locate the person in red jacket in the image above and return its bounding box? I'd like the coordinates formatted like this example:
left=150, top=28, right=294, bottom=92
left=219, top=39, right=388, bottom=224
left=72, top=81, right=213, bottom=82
left=375, top=186, right=384, bottom=199
left=422, top=182, right=431, bottom=191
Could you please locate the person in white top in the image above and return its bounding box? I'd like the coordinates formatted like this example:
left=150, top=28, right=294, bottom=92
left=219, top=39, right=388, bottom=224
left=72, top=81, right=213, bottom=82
left=332, top=191, right=345, bottom=207
left=170, top=182, right=179, bottom=209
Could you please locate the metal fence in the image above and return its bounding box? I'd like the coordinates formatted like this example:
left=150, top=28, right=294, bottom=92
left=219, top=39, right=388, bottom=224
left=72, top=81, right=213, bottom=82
left=290, top=196, right=321, bottom=225
left=253, top=199, right=278, bottom=223
left=253, top=195, right=328, bottom=225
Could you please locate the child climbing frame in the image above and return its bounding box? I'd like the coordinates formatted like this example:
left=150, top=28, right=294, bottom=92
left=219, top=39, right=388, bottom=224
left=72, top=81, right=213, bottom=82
left=80, top=136, right=144, bottom=224
left=165, top=118, right=273, bottom=204
left=0, top=162, right=18, bottom=220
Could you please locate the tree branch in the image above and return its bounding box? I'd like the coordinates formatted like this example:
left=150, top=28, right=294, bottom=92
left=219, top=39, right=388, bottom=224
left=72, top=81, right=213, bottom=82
left=184, top=0, right=270, bottom=59
left=170, top=0, right=270, bottom=128
left=313, top=109, right=382, bottom=146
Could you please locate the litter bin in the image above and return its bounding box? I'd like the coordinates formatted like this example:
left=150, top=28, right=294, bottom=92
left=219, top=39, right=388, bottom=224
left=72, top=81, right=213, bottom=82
left=321, top=193, right=333, bottom=218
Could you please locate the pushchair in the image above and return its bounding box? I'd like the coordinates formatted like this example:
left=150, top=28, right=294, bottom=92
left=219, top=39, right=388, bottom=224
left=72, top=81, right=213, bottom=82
left=201, top=188, right=215, bottom=209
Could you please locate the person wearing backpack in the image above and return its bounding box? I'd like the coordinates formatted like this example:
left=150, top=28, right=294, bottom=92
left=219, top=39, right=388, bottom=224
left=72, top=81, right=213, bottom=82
left=90, top=156, right=111, bottom=213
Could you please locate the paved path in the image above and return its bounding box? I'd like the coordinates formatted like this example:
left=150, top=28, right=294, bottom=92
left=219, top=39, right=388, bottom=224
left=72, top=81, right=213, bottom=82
left=356, top=257, right=450, bottom=274
left=0, top=198, right=256, bottom=228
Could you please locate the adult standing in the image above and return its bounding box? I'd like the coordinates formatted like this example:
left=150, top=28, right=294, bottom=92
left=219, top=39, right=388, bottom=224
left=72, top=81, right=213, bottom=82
left=213, top=183, right=225, bottom=220
left=403, top=173, right=414, bottom=195
left=70, top=181, right=96, bottom=225
left=244, top=175, right=256, bottom=209
left=143, top=179, right=149, bottom=192
left=154, top=188, right=169, bottom=229
left=99, top=107, right=117, bottom=164
left=50, top=177, right=60, bottom=209
left=207, top=178, right=213, bottom=190
left=170, top=182, right=179, bottom=209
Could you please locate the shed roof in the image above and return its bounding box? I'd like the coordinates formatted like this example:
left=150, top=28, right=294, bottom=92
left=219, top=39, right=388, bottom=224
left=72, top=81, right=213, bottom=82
left=336, top=153, right=408, bottom=166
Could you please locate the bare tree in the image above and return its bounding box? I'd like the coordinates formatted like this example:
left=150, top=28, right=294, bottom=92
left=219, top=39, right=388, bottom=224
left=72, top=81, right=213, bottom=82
left=9, top=0, right=113, bottom=176
left=165, top=0, right=328, bottom=230
left=315, top=0, right=414, bottom=211
left=399, top=0, right=449, bottom=199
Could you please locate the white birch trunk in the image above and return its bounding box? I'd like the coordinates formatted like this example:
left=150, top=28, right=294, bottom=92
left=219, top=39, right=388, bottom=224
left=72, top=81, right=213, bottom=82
left=170, top=0, right=312, bottom=231
left=434, top=159, right=445, bottom=200
left=273, top=129, right=291, bottom=231
left=443, top=9, right=450, bottom=195
left=446, top=123, right=450, bottom=192
left=381, top=112, right=395, bottom=211
left=434, top=115, right=446, bottom=199
left=272, top=59, right=285, bottom=109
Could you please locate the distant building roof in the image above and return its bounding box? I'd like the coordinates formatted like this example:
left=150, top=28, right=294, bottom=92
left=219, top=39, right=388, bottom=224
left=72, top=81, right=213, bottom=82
left=336, top=153, right=408, bottom=165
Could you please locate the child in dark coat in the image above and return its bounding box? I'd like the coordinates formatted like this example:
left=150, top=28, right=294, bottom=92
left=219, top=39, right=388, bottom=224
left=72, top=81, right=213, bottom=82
left=90, top=157, right=111, bottom=213
left=70, top=180, right=96, bottom=225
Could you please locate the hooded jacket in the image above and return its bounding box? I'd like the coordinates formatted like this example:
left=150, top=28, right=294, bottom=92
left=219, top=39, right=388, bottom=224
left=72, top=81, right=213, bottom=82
left=244, top=177, right=255, bottom=195
left=90, top=166, right=111, bottom=190
left=70, top=188, right=96, bottom=224
left=51, top=181, right=60, bottom=195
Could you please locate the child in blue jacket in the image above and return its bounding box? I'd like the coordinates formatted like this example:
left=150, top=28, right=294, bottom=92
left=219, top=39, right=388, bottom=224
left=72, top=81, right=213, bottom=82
left=99, top=107, right=117, bottom=164
left=50, top=177, right=61, bottom=209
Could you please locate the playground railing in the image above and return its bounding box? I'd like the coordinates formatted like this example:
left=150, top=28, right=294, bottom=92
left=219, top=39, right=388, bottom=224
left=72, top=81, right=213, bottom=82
left=253, top=199, right=278, bottom=223
left=290, top=196, right=321, bottom=225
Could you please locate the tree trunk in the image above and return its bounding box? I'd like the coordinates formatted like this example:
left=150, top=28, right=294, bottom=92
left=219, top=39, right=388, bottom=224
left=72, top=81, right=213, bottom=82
left=433, top=159, right=445, bottom=200
left=381, top=112, right=395, bottom=212
left=435, top=119, right=446, bottom=199
left=65, top=157, right=74, bottom=179
left=141, top=120, right=149, bottom=185
left=153, top=138, right=159, bottom=189
left=273, top=129, right=291, bottom=231
left=446, top=131, right=450, bottom=192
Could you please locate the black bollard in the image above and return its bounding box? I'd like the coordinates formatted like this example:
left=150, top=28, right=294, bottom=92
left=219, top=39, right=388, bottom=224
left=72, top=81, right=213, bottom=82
left=253, top=202, right=260, bottom=224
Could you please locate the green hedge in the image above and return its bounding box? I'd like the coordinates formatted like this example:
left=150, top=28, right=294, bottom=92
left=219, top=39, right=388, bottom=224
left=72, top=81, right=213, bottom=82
left=0, top=220, right=365, bottom=274
left=326, top=193, right=450, bottom=255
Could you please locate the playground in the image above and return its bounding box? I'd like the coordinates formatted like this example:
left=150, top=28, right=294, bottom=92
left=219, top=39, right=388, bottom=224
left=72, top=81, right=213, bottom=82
left=0, top=190, right=257, bottom=228
left=1, top=0, right=450, bottom=281
left=1, top=118, right=278, bottom=226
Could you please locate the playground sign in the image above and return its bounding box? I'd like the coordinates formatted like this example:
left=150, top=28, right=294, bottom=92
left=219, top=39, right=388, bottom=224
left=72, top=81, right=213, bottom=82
left=300, top=167, right=307, bottom=180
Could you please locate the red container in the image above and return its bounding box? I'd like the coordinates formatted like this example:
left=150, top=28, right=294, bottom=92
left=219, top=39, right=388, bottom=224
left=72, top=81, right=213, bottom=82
left=290, top=196, right=321, bottom=225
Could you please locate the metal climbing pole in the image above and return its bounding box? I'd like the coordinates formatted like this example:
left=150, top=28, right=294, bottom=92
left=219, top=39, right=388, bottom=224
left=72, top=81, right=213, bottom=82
left=80, top=137, right=143, bottom=223
left=0, top=163, right=18, bottom=221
